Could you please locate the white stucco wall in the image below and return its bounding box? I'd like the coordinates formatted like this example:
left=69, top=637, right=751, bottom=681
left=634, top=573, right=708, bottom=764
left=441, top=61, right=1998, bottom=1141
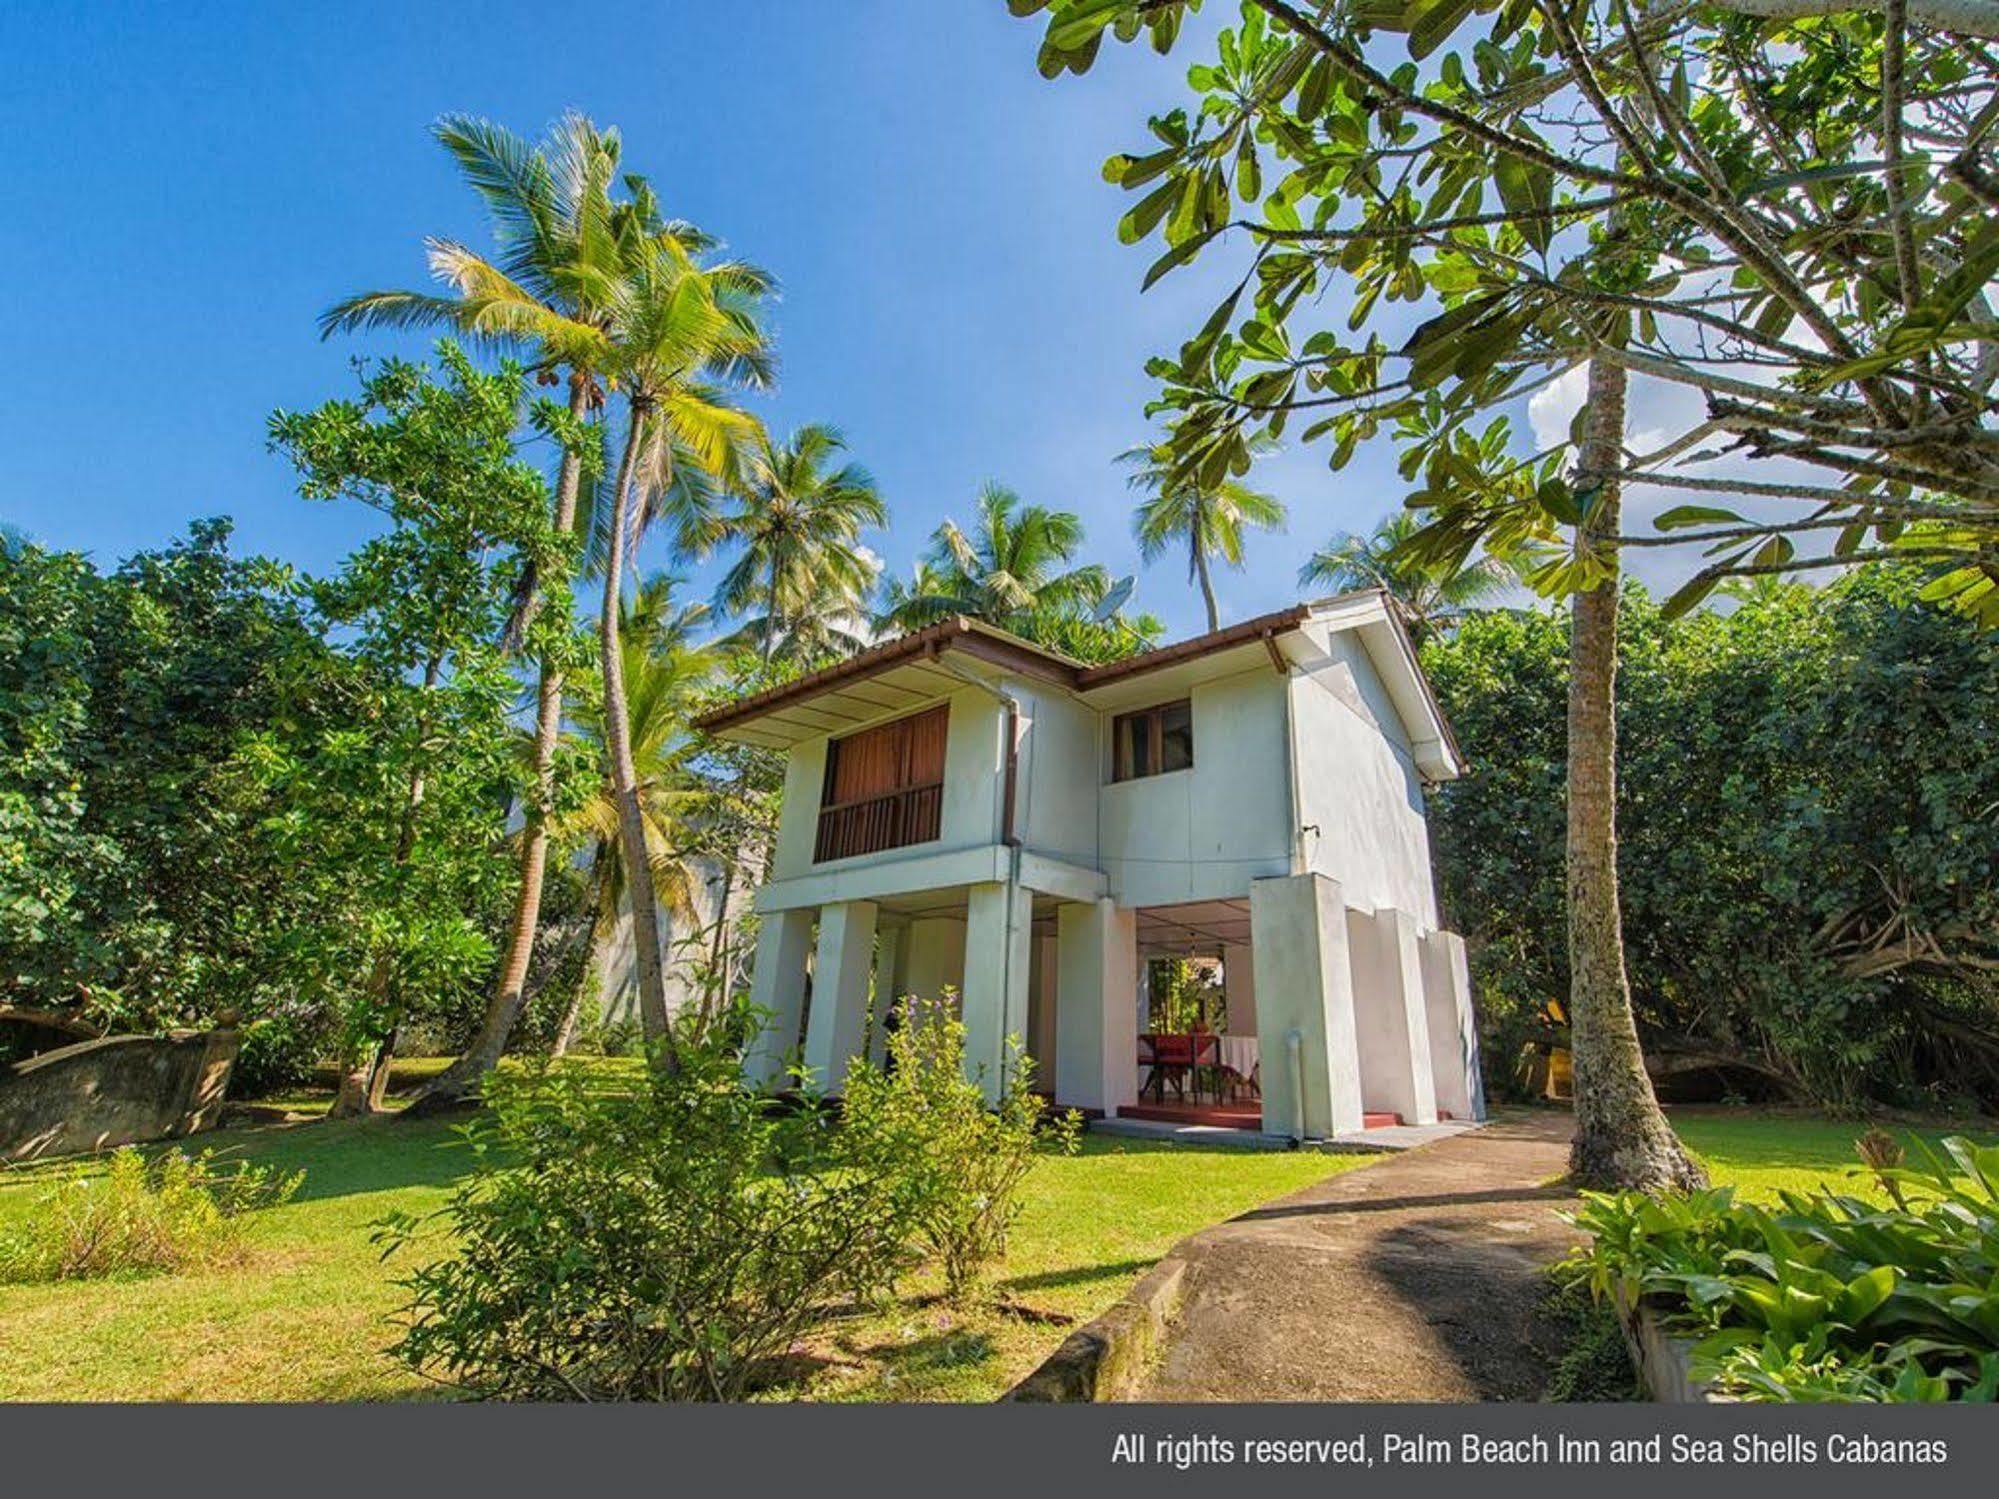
left=1289, top=629, right=1440, bottom=925
left=1097, top=667, right=1293, bottom=907
left=1015, top=682, right=1100, bottom=869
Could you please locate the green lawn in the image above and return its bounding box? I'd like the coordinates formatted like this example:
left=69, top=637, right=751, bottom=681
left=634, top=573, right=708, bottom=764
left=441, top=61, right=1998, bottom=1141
left=8, top=1102, right=1989, bottom=1402
left=1673, top=1109, right=1997, bottom=1202
left=0, top=1110, right=1364, bottom=1403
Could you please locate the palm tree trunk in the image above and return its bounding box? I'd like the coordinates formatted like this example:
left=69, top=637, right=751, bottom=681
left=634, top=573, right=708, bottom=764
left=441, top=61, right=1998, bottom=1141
left=764, top=556, right=782, bottom=666
left=1191, top=527, right=1220, bottom=632
left=550, top=980, right=589, bottom=1058
left=601, top=399, right=678, bottom=1067
left=405, top=378, right=593, bottom=1118
left=1566, top=355, right=1704, bottom=1192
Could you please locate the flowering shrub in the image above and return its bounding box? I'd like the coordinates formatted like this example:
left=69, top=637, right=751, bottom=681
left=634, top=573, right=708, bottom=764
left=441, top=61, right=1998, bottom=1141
left=0, top=1146, right=302, bottom=1282
left=841, top=995, right=1079, bottom=1301
left=377, top=1034, right=913, bottom=1401
left=1567, top=1136, right=1999, bottom=1401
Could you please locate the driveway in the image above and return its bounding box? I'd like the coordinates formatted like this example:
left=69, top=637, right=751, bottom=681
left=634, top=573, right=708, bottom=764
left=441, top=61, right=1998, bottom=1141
left=1133, top=1110, right=1582, bottom=1401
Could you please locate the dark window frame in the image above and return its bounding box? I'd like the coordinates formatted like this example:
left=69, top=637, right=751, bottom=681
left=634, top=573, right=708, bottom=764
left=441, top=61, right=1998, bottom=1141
left=1111, top=698, right=1194, bottom=783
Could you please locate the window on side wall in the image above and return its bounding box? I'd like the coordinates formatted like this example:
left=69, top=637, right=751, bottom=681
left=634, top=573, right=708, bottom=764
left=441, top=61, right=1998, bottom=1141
left=1112, top=699, right=1193, bottom=782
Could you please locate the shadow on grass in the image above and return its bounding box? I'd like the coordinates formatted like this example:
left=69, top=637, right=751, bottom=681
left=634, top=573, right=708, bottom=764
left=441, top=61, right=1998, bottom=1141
left=858, top=1327, right=998, bottom=1380
left=1235, top=1184, right=1572, bottom=1223
left=999, top=1258, right=1155, bottom=1294
left=0, top=1114, right=484, bottom=1209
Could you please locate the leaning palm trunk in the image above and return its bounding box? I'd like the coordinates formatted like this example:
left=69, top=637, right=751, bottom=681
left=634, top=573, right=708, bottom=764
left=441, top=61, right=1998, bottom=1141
left=1191, top=519, right=1220, bottom=632
left=406, top=378, right=592, bottom=1118
left=1565, top=355, right=1705, bottom=1192
left=601, top=400, right=678, bottom=1065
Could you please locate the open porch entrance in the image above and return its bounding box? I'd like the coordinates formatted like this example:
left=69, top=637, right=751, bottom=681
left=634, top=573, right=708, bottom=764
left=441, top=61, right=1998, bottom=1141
left=739, top=872, right=1482, bottom=1141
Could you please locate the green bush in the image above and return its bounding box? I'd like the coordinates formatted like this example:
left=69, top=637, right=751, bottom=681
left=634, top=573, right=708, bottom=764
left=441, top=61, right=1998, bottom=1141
left=841, top=995, right=1079, bottom=1301
left=1566, top=1136, right=1999, bottom=1401
left=0, top=1146, right=302, bottom=1283
left=378, top=1032, right=913, bottom=1401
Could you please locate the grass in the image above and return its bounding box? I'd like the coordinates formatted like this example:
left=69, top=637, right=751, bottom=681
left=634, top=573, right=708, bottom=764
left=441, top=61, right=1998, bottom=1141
left=1670, top=1109, right=1998, bottom=1204
left=9, top=1094, right=1989, bottom=1402
left=0, top=1105, right=1364, bottom=1403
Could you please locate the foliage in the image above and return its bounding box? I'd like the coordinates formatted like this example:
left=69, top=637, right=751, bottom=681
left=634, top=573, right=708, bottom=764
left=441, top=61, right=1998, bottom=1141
left=1424, top=570, right=1999, bottom=1109
left=704, top=423, right=887, bottom=664
left=379, top=1035, right=913, bottom=1400
left=0, top=523, right=331, bottom=1061
left=1538, top=1274, right=1640, bottom=1402
left=1146, top=956, right=1224, bottom=1032
left=1015, top=0, right=1999, bottom=619
left=252, top=346, right=561, bottom=1082
left=0, top=1147, right=302, bottom=1284
left=1301, top=509, right=1515, bottom=639
left=874, top=481, right=1160, bottom=662
left=841, top=996, right=1080, bottom=1301
left=1122, top=427, right=1286, bottom=630
left=1567, top=1134, right=1999, bottom=1401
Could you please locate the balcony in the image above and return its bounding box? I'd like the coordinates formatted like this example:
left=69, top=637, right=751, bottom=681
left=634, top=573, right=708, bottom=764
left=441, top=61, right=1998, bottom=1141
left=813, top=781, right=944, bottom=863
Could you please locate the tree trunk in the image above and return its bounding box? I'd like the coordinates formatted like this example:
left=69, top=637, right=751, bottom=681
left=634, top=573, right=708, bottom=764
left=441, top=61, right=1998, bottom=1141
left=406, top=376, right=593, bottom=1119
left=550, top=979, right=590, bottom=1058
left=331, top=655, right=438, bottom=1122
left=764, top=557, right=782, bottom=666
left=363, top=1025, right=399, bottom=1112
left=601, top=399, right=678, bottom=1066
left=1566, top=355, right=1705, bottom=1192
left=1192, top=529, right=1220, bottom=632
left=329, top=1054, right=373, bottom=1118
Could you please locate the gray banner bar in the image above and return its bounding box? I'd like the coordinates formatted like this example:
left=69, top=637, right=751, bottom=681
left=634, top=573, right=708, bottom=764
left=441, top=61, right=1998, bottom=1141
left=3, top=1402, right=1994, bottom=1498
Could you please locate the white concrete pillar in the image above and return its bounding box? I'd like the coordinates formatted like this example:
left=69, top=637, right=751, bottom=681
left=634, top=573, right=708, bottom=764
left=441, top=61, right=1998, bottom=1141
left=1421, top=928, right=1485, bottom=1121
left=742, top=907, right=815, bottom=1090
left=1054, top=898, right=1139, bottom=1115
left=867, top=923, right=904, bottom=1067
left=1221, top=942, right=1256, bottom=1036
left=1346, top=907, right=1439, bottom=1126
left=961, top=881, right=1033, bottom=1103
left=1248, top=873, right=1364, bottom=1139
left=803, top=899, right=878, bottom=1095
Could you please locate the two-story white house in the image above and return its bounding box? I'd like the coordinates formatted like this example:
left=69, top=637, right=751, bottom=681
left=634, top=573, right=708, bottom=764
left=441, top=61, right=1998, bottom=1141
left=692, top=590, right=1484, bottom=1140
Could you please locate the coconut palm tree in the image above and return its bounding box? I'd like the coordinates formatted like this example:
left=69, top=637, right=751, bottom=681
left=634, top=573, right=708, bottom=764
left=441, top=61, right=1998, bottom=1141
left=719, top=567, right=878, bottom=667
left=1121, top=435, right=1286, bottom=632
left=876, top=482, right=1110, bottom=636
left=1300, top=510, right=1516, bottom=639
left=320, top=113, right=636, bottom=1115
left=705, top=424, right=886, bottom=664
left=595, top=231, right=773, bottom=1060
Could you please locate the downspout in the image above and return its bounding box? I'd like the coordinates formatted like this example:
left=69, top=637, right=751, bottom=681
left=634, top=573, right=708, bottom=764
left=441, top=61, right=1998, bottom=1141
left=1286, top=1029, right=1306, bottom=1147
left=1272, top=629, right=1308, bottom=876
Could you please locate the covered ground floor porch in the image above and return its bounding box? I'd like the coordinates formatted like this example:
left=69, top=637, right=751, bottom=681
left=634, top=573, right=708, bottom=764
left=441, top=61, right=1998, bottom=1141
left=741, top=865, right=1484, bottom=1142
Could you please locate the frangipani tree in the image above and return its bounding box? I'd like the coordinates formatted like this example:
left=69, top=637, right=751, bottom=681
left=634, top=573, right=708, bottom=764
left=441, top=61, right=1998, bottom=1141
left=1012, top=0, right=1999, bottom=1187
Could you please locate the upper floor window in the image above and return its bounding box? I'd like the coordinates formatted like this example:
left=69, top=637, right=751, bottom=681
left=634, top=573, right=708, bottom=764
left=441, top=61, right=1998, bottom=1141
left=814, top=704, right=949, bottom=862
left=1112, top=699, right=1193, bottom=782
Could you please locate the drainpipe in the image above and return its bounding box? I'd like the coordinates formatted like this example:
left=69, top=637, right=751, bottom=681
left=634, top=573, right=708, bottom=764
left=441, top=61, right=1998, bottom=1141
left=1286, top=1028, right=1306, bottom=1148
left=1275, top=635, right=1307, bottom=876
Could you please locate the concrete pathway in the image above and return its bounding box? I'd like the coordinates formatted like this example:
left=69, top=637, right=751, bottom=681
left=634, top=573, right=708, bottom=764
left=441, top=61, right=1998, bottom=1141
left=1131, top=1110, right=1581, bottom=1401
left=1089, top=1115, right=1482, bottom=1153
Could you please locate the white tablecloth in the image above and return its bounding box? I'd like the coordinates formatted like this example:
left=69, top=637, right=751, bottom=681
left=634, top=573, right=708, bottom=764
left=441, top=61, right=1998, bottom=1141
left=1217, top=1035, right=1260, bottom=1079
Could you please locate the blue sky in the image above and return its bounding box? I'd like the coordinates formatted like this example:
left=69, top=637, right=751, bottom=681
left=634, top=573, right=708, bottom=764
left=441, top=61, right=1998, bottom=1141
left=0, top=2, right=1436, bottom=640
